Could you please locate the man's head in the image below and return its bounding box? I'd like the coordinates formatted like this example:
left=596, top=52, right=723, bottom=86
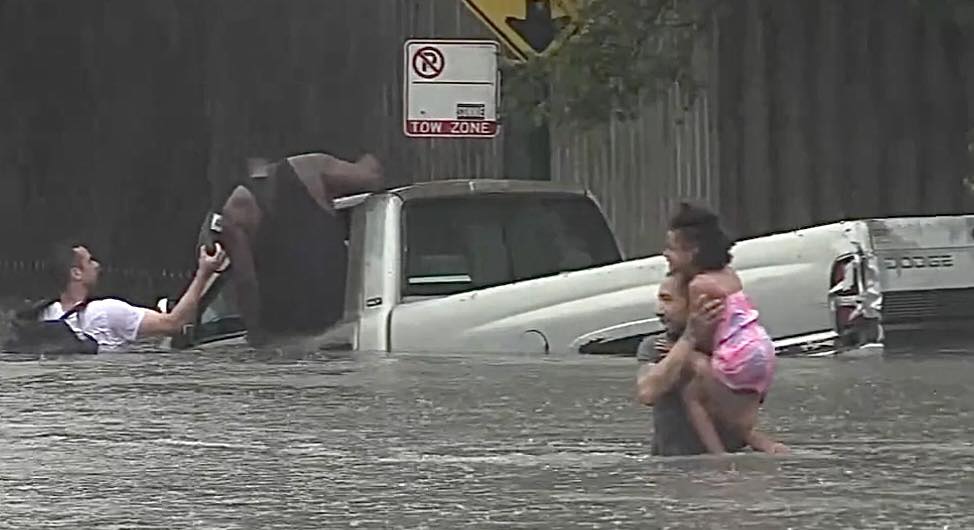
left=51, top=240, right=100, bottom=293
left=656, top=269, right=689, bottom=338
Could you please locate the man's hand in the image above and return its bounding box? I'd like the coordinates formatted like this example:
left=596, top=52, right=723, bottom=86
left=138, top=243, right=227, bottom=339
left=198, top=243, right=228, bottom=276
left=683, top=294, right=724, bottom=349
left=654, top=336, right=674, bottom=356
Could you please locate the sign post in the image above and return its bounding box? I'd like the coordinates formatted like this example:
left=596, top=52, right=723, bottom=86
left=403, top=39, right=500, bottom=139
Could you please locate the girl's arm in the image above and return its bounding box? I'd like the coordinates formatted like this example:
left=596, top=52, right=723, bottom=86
left=686, top=274, right=725, bottom=354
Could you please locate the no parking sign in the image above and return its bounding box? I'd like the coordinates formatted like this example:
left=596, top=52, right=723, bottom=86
left=403, top=39, right=500, bottom=139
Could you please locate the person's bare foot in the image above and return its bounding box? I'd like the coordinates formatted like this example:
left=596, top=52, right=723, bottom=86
left=745, top=429, right=789, bottom=455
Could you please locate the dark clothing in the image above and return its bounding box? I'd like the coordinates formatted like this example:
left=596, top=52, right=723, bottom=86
left=637, top=336, right=747, bottom=456
left=3, top=298, right=100, bottom=355
left=650, top=379, right=747, bottom=456
left=241, top=159, right=347, bottom=335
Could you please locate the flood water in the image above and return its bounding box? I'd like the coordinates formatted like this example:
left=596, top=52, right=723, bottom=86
left=1, top=344, right=972, bottom=529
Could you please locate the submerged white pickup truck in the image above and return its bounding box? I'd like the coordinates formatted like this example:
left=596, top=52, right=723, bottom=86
left=161, top=179, right=974, bottom=356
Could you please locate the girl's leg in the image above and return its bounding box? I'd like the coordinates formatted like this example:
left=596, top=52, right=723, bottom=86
left=681, top=371, right=728, bottom=455
left=682, top=351, right=762, bottom=454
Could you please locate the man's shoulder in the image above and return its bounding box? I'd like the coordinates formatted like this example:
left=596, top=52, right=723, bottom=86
left=85, top=298, right=145, bottom=315
left=82, top=297, right=149, bottom=345
left=37, top=301, right=64, bottom=321
left=86, top=297, right=132, bottom=308
left=636, top=336, right=656, bottom=364
left=636, top=335, right=670, bottom=364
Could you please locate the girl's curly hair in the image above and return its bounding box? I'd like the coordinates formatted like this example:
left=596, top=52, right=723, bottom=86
left=668, top=202, right=734, bottom=272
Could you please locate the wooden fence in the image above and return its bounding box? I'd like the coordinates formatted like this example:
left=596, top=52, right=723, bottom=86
left=1, top=0, right=971, bottom=300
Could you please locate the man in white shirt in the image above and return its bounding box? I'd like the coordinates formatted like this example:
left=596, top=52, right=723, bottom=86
left=35, top=240, right=226, bottom=352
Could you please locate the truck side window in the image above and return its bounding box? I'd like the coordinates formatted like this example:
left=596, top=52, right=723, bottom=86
left=504, top=197, right=619, bottom=282
left=401, top=194, right=621, bottom=298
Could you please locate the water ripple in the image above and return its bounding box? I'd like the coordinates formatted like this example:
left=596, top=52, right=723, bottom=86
left=1, top=351, right=972, bottom=528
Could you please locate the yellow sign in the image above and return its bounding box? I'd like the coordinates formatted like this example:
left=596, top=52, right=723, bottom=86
left=462, top=0, right=579, bottom=61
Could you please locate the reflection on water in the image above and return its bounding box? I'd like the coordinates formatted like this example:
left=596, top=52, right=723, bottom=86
left=1, top=345, right=972, bottom=528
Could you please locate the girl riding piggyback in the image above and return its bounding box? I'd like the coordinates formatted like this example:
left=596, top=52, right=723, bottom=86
left=662, top=202, right=778, bottom=455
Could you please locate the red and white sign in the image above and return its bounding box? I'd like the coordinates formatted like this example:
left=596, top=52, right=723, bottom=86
left=403, top=39, right=500, bottom=139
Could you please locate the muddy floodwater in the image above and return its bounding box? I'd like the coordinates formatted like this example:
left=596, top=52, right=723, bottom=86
left=1, top=344, right=972, bottom=529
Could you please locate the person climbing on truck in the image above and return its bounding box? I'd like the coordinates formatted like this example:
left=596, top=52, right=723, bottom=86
left=216, top=152, right=383, bottom=346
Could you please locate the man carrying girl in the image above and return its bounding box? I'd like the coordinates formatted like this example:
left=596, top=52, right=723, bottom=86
left=638, top=202, right=788, bottom=455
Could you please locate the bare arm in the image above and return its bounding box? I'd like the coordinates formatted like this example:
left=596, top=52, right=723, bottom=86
left=287, top=152, right=383, bottom=205
left=687, top=277, right=724, bottom=353
left=636, top=337, right=694, bottom=405
left=637, top=297, right=725, bottom=405
left=138, top=245, right=226, bottom=337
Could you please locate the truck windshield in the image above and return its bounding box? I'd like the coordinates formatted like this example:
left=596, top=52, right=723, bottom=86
left=401, top=193, right=622, bottom=297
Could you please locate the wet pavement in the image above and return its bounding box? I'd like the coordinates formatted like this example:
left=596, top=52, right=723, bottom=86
left=1, top=345, right=972, bottom=529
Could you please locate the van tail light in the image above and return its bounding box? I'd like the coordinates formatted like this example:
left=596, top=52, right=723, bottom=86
left=831, top=260, right=844, bottom=287
left=830, top=255, right=859, bottom=296
left=829, top=248, right=884, bottom=349
left=830, top=255, right=862, bottom=344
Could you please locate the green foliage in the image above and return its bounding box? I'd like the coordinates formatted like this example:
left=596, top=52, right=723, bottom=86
left=501, top=0, right=713, bottom=128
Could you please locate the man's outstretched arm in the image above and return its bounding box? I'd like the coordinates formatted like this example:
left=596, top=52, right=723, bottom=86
left=139, top=244, right=226, bottom=337
left=288, top=152, right=384, bottom=206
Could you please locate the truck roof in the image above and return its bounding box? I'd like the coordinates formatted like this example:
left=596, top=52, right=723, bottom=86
left=333, top=179, right=590, bottom=210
